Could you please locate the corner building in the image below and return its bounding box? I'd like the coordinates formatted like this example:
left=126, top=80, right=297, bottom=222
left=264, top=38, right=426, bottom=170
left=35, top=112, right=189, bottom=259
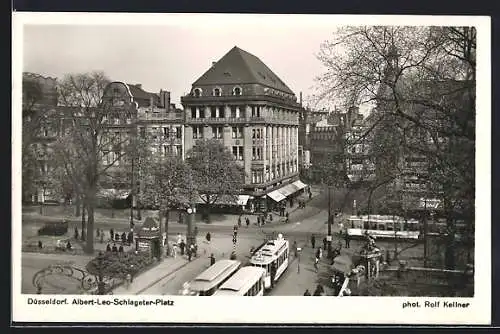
left=181, top=46, right=306, bottom=212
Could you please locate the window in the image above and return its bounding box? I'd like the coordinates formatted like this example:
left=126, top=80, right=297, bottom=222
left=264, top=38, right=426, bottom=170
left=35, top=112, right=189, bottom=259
left=251, top=106, right=261, bottom=118
left=151, top=127, right=158, bottom=140
left=252, top=147, right=262, bottom=160
left=193, top=88, right=202, bottom=97
left=213, top=88, right=221, bottom=96
left=233, top=86, right=242, bottom=96
left=193, top=126, right=203, bottom=139
left=219, top=106, right=225, bottom=118
left=212, top=126, right=222, bottom=139
left=210, top=106, right=217, bottom=118
left=163, top=127, right=170, bottom=138
left=232, top=146, right=243, bottom=160
left=191, top=107, right=196, bottom=119
left=176, top=126, right=182, bottom=139
left=139, top=127, right=146, bottom=138
left=232, top=126, right=243, bottom=139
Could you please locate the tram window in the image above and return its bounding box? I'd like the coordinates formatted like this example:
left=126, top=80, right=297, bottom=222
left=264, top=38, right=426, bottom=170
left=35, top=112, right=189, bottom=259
left=351, top=221, right=355, bottom=228
left=378, top=224, right=386, bottom=231
left=363, top=221, right=369, bottom=229
left=370, top=222, right=377, bottom=230
left=386, top=223, right=393, bottom=231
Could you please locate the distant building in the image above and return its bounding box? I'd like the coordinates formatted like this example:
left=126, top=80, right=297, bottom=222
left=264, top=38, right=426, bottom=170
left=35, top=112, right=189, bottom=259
left=181, top=46, right=306, bottom=212
left=22, top=72, right=60, bottom=203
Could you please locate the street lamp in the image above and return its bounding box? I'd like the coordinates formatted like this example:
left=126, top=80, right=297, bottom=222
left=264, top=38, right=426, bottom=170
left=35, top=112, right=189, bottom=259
left=327, top=186, right=333, bottom=258
left=186, top=206, right=196, bottom=247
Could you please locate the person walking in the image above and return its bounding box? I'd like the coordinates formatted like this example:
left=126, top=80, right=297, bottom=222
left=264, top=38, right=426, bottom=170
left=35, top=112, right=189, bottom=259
left=118, top=245, right=124, bottom=253
left=345, top=232, right=351, bottom=248
left=112, top=243, right=118, bottom=252
left=74, top=226, right=79, bottom=240
left=245, top=217, right=250, bottom=228
left=106, top=243, right=112, bottom=252
left=172, top=243, right=177, bottom=258
left=238, top=216, right=242, bottom=227
left=303, top=289, right=311, bottom=296
left=187, top=246, right=192, bottom=261
left=179, top=240, right=186, bottom=256
left=292, top=240, right=298, bottom=258
left=121, top=232, right=127, bottom=244
left=209, top=253, right=216, bottom=266
left=311, top=234, right=316, bottom=249
left=205, top=232, right=211, bottom=243
left=314, top=256, right=319, bottom=273
left=323, top=237, right=327, bottom=251
left=110, top=228, right=114, bottom=242
left=318, top=247, right=323, bottom=260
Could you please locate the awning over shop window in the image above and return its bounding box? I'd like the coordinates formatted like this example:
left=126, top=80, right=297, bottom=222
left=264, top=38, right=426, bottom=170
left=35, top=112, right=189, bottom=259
left=277, top=184, right=298, bottom=197
left=267, top=190, right=286, bottom=202
left=97, top=189, right=130, bottom=199
left=195, top=194, right=251, bottom=206
left=293, top=180, right=308, bottom=190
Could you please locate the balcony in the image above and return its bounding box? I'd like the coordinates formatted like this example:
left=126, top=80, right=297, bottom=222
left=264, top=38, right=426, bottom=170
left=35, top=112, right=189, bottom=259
left=181, top=94, right=302, bottom=109
left=186, top=117, right=298, bottom=126
left=137, top=112, right=183, bottom=122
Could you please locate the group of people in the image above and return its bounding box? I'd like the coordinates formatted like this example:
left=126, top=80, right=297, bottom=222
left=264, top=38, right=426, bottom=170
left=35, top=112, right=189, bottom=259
left=106, top=243, right=124, bottom=253
left=172, top=233, right=198, bottom=261
left=237, top=216, right=251, bottom=228
left=107, top=228, right=134, bottom=245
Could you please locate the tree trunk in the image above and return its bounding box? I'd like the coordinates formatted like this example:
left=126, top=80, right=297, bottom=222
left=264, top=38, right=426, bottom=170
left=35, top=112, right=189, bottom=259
left=81, top=204, right=86, bottom=242
left=75, top=197, right=81, bottom=217
left=85, top=200, right=95, bottom=254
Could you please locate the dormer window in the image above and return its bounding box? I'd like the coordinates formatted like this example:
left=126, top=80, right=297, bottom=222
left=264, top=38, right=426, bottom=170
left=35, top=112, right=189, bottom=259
left=193, top=88, right=202, bottom=97
left=213, top=87, right=222, bottom=97
left=233, top=86, right=242, bottom=96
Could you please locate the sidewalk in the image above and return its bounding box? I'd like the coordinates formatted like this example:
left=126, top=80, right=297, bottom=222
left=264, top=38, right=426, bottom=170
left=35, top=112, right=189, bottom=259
left=270, top=241, right=334, bottom=296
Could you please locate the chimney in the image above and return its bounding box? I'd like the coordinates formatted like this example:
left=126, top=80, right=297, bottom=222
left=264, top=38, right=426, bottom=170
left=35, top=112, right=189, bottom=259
left=299, top=92, right=303, bottom=106
left=160, top=89, right=165, bottom=108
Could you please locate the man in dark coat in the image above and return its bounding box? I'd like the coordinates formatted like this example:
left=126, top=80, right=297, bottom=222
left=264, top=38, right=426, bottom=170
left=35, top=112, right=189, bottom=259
left=106, top=244, right=112, bottom=252
left=179, top=240, right=186, bottom=255
left=209, top=253, right=216, bottom=266
left=121, top=232, right=127, bottom=243
left=110, top=229, right=114, bottom=241
left=311, top=234, right=316, bottom=249
left=323, top=237, right=327, bottom=250
left=112, top=243, right=118, bottom=252
left=345, top=232, right=351, bottom=248
left=245, top=217, right=250, bottom=227
left=118, top=245, right=124, bottom=253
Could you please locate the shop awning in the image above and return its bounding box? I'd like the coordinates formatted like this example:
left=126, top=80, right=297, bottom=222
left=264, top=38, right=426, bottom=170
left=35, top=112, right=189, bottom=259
left=97, top=189, right=130, bottom=199
left=195, top=194, right=250, bottom=206
left=292, top=180, right=308, bottom=190
left=267, top=190, right=286, bottom=202
left=278, top=184, right=298, bottom=197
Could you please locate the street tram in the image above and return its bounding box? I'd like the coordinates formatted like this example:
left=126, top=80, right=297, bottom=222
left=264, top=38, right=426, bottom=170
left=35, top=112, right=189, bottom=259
left=249, top=233, right=289, bottom=289
left=212, top=266, right=266, bottom=296
left=180, top=260, right=241, bottom=296
left=346, top=215, right=420, bottom=240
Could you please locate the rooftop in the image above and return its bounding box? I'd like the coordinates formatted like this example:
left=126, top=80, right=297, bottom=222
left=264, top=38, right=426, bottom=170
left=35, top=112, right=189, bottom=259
left=192, top=46, right=295, bottom=95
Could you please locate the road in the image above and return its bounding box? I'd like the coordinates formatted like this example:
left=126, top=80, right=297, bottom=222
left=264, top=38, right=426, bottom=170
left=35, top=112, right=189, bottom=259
left=21, top=252, right=94, bottom=294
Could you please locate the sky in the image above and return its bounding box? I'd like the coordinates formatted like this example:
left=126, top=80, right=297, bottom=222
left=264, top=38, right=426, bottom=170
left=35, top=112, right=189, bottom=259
left=22, top=15, right=341, bottom=108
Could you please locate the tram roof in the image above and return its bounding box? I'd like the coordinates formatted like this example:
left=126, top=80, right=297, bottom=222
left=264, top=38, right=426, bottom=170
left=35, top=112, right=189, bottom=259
left=216, top=267, right=266, bottom=293
left=348, top=215, right=419, bottom=223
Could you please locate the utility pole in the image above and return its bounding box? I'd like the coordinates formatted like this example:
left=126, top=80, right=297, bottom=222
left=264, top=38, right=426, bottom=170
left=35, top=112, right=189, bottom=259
left=130, top=155, right=135, bottom=229
left=327, top=185, right=332, bottom=257
left=423, top=197, right=428, bottom=267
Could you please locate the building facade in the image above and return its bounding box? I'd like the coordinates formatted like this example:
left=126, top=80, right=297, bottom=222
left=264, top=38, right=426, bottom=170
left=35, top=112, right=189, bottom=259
left=181, top=46, right=306, bottom=212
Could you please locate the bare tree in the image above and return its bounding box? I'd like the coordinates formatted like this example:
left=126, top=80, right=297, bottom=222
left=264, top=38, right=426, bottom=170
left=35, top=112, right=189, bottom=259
left=53, top=71, right=137, bottom=254
left=314, top=26, right=475, bottom=269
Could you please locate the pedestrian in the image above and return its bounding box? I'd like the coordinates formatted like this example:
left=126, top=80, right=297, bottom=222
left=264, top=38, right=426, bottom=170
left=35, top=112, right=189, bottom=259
left=112, top=243, right=118, bottom=252
left=209, top=253, right=216, bottom=266
left=177, top=233, right=182, bottom=245
left=66, top=241, right=72, bottom=250
left=110, top=228, right=114, bottom=241
left=257, top=216, right=260, bottom=226
left=100, top=233, right=104, bottom=244
left=127, top=231, right=134, bottom=245
left=311, top=234, right=316, bottom=249
left=314, top=256, right=319, bottom=272
left=319, top=247, right=323, bottom=260
left=286, top=211, right=289, bottom=220
left=345, top=233, right=351, bottom=248
left=315, top=247, right=321, bottom=260
left=121, top=232, right=127, bottom=244
left=180, top=240, right=186, bottom=256
left=309, top=191, right=312, bottom=200
left=118, top=245, right=124, bottom=253
left=323, top=237, right=327, bottom=251
left=115, top=233, right=120, bottom=242
left=193, top=244, right=198, bottom=257
left=96, top=228, right=100, bottom=238
left=172, top=243, right=177, bottom=258
left=269, top=213, right=273, bottom=222
left=205, top=232, right=211, bottom=243
left=187, top=246, right=192, bottom=261
left=246, top=217, right=250, bottom=228
left=38, top=240, right=43, bottom=249
left=238, top=216, right=242, bottom=227
left=106, top=243, right=111, bottom=252
left=303, top=289, right=311, bottom=296
left=74, top=226, right=79, bottom=240
left=194, top=226, right=198, bottom=236
left=293, top=240, right=298, bottom=258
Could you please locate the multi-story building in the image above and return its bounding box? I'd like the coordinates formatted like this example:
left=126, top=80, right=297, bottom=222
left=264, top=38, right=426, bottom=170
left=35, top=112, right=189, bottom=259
left=344, top=108, right=376, bottom=184
left=22, top=72, right=60, bottom=203
left=100, top=82, right=185, bottom=205
left=181, top=46, right=306, bottom=212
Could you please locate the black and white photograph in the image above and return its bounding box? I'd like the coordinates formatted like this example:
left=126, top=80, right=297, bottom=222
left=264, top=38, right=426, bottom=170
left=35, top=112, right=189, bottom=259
left=12, top=13, right=490, bottom=324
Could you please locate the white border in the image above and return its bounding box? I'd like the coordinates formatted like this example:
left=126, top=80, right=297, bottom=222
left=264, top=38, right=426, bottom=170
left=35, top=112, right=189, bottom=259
left=12, top=13, right=491, bottom=325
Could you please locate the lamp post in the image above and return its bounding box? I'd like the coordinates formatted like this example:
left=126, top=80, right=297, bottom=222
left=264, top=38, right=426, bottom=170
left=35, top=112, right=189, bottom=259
left=130, top=156, right=135, bottom=229
left=327, top=185, right=333, bottom=258
left=186, top=205, right=196, bottom=247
